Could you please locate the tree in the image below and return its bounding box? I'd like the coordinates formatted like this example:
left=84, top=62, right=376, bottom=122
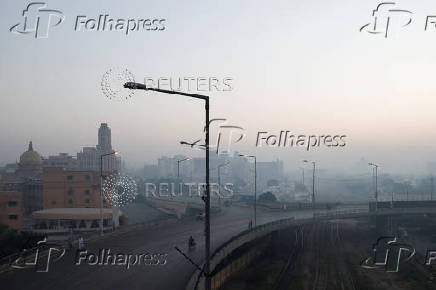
left=258, top=191, right=277, bottom=202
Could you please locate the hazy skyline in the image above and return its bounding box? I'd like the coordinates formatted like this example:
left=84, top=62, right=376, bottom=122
left=2, top=0, right=436, bottom=173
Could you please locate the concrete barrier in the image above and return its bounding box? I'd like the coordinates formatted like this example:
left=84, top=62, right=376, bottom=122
left=186, top=217, right=299, bottom=290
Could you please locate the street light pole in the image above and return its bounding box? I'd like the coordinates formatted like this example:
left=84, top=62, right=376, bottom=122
left=303, top=160, right=316, bottom=205
left=239, top=154, right=257, bottom=227
left=100, top=151, right=117, bottom=236
left=124, top=82, right=212, bottom=290
left=217, top=161, right=230, bottom=209
left=177, top=157, right=191, bottom=178
left=369, top=163, right=379, bottom=212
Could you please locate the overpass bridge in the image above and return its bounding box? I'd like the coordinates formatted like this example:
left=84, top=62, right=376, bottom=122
left=188, top=205, right=436, bottom=290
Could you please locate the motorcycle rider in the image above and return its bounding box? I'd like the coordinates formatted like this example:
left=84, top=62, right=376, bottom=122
left=189, top=235, right=195, bottom=247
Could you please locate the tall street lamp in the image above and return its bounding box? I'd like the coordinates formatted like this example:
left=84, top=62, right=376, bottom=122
left=368, top=162, right=379, bottom=212
left=217, top=161, right=230, bottom=208
left=303, top=160, right=316, bottom=205
left=100, top=150, right=118, bottom=235
left=177, top=157, right=191, bottom=178
left=239, top=154, right=257, bottom=227
left=124, top=82, right=212, bottom=290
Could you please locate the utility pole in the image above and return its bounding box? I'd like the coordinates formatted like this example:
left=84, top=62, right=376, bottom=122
left=369, top=163, right=379, bottom=212
left=312, top=163, right=315, bottom=204
left=303, top=160, right=316, bottom=205
left=124, top=82, right=211, bottom=290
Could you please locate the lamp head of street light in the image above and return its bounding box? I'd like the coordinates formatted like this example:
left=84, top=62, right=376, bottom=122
left=238, top=154, right=245, bottom=157
left=303, top=160, right=309, bottom=163
left=123, top=82, right=147, bottom=90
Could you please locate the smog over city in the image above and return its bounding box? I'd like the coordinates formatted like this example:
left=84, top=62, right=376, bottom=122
left=2, top=1, right=436, bottom=290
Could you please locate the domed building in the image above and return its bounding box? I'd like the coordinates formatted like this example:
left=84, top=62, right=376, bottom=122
left=16, top=141, right=43, bottom=178
left=0, top=141, right=43, bottom=230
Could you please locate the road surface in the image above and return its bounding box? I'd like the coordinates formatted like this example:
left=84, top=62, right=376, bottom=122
left=0, top=204, right=365, bottom=290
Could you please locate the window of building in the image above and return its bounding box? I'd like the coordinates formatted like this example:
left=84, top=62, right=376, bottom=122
left=85, top=199, right=90, bottom=204
left=68, top=188, right=73, bottom=195
left=68, top=199, right=73, bottom=204
left=85, top=175, right=91, bottom=180
left=84, top=189, right=90, bottom=195
left=51, top=201, right=56, bottom=205
left=91, top=220, right=99, bottom=228
left=67, top=175, right=73, bottom=180
left=8, top=201, right=18, bottom=207
left=8, top=215, right=18, bottom=220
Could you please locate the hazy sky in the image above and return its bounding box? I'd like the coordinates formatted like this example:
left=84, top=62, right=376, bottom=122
left=1, top=0, right=436, bottom=174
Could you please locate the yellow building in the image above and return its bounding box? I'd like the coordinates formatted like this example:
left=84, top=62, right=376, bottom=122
left=0, top=191, right=24, bottom=230
left=42, top=167, right=107, bottom=209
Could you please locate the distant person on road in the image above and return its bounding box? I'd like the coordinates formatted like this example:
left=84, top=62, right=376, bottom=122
left=78, top=236, right=84, bottom=249
left=188, top=236, right=195, bottom=250
left=248, top=219, right=253, bottom=230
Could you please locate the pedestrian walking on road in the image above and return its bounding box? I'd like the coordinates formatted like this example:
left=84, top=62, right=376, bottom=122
left=78, top=236, right=84, bottom=249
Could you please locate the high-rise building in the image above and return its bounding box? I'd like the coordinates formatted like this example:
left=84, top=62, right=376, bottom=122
left=97, top=123, right=112, bottom=152
left=77, top=123, right=120, bottom=172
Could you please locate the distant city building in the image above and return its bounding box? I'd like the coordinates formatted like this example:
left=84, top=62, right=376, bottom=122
left=77, top=123, right=121, bottom=172
left=257, top=159, right=284, bottom=188
left=158, top=156, right=175, bottom=178
left=0, top=191, right=23, bottom=230
left=97, top=123, right=112, bottom=152
left=15, top=141, right=43, bottom=178
left=44, top=153, right=78, bottom=170
left=42, top=167, right=105, bottom=209
left=0, top=141, right=43, bottom=230
left=157, top=155, right=191, bottom=178
left=144, top=164, right=159, bottom=179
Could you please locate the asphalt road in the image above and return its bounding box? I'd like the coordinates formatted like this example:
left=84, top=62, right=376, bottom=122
left=0, top=204, right=365, bottom=290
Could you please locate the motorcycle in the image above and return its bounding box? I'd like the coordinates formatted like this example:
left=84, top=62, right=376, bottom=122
left=188, top=239, right=196, bottom=251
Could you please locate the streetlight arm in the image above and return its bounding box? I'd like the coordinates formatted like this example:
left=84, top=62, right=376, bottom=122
left=124, top=82, right=208, bottom=100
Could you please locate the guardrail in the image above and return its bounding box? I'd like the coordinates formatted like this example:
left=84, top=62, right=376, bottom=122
left=313, top=207, right=436, bottom=219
